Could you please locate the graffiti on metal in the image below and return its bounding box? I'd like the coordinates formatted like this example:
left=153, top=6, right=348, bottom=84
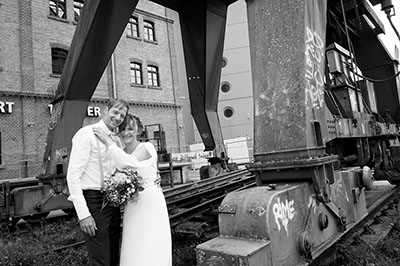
left=273, top=197, right=296, bottom=236
left=196, top=249, right=206, bottom=263
left=331, top=176, right=350, bottom=202
left=307, top=195, right=318, bottom=214
left=305, top=26, right=324, bottom=109
left=49, top=102, right=62, bottom=130
left=249, top=205, right=266, bottom=216
left=55, top=147, right=68, bottom=161
left=201, top=132, right=210, bottom=140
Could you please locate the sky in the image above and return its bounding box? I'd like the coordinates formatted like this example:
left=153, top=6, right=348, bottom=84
left=371, top=1, right=400, bottom=59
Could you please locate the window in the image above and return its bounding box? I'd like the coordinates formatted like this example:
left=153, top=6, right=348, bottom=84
left=144, top=20, right=155, bottom=41
left=221, top=83, right=231, bottom=93
left=223, top=107, right=234, bottom=118
left=49, top=0, right=66, bottom=19
left=74, top=0, right=85, bottom=22
left=222, top=57, right=227, bottom=68
left=147, top=65, right=159, bottom=87
left=52, top=48, right=68, bottom=74
left=130, top=62, right=143, bottom=84
left=127, top=16, right=139, bottom=37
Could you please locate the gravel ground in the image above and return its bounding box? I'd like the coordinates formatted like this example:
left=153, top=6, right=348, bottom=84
left=0, top=216, right=207, bottom=266
left=2, top=215, right=400, bottom=266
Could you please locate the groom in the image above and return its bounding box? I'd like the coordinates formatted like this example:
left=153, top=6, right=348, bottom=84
left=67, top=99, right=129, bottom=266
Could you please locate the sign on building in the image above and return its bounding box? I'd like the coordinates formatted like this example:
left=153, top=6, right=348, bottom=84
left=0, top=101, right=14, bottom=114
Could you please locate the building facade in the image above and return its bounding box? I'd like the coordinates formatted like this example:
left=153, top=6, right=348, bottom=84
left=189, top=0, right=254, bottom=159
left=0, top=0, right=187, bottom=179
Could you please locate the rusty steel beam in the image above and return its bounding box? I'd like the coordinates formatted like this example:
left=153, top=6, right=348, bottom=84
left=155, top=0, right=238, bottom=154
left=42, top=0, right=239, bottom=175
left=42, top=0, right=139, bottom=175
left=248, top=0, right=328, bottom=162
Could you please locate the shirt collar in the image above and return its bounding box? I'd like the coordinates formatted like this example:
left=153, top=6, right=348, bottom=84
left=98, top=120, right=115, bottom=135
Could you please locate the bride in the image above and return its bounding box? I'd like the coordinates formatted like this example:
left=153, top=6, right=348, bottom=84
left=93, top=114, right=172, bottom=266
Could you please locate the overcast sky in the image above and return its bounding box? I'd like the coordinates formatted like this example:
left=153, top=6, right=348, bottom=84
left=372, top=1, right=400, bottom=59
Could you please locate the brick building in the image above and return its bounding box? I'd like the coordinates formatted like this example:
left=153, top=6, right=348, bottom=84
left=0, top=0, right=187, bottom=179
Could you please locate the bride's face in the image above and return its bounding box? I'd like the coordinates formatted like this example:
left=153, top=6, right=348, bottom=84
left=119, top=119, right=138, bottom=144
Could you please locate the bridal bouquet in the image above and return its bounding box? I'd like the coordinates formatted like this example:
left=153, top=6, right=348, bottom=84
left=102, top=168, right=144, bottom=208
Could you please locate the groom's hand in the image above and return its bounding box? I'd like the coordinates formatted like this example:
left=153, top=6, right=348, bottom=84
left=80, top=216, right=97, bottom=237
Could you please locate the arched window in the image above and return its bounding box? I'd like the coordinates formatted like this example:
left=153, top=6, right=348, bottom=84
left=144, top=20, right=155, bottom=41
left=127, top=16, right=139, bottom=37
left=147, top=65, right=159, bottom=87
left=51, top=48, right=68, bottom=74
left=49, top=0, right=66, bottom=19
left=73, top=0, right=85, bottom=22
left=130, top=62, right=142, bottom=84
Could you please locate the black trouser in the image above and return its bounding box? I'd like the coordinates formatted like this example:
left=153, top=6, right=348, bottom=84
left=83, top=190, right=121, bottom=266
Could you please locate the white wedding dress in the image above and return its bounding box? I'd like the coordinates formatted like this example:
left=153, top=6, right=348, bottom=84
left=109, top=142, right=172, bottom=266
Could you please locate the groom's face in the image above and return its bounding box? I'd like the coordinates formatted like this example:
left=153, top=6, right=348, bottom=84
left=102, top=104, right=128, bottom=131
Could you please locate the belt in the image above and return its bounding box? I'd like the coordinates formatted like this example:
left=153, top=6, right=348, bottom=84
left=83, top=190, right=104, bottom=196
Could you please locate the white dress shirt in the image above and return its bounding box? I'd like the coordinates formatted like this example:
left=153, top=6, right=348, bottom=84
left=67, top=120, right=116, bottom=220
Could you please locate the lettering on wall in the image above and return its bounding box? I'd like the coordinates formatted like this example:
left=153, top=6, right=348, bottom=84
left=305, top=27, right=325, bottom=109
left=48, top=104, right=101, bottom=117
left=272, top=197, right=296, bottom=237
left=0, top=101, right=14, bottom=114
left=87, top=106, right=101, bottom=117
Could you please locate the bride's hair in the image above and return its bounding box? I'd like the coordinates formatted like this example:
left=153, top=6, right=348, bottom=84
left=118, top=113, right=144, bottom=134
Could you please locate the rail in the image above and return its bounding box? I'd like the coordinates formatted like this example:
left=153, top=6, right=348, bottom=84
left=310, top=184, right=400, bottom=265
left=163, top=168, right=250, bottom=200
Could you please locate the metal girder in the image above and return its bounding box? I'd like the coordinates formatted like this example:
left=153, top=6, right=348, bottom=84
left=358, top=0, right=385, bottom=34
left=179, top=1, right=229, bottom=154
left=153, top=0, right=238, bottom=153
left=42, top=0, right=239, bottom=175
left=42, top=0, right=139, bottom=175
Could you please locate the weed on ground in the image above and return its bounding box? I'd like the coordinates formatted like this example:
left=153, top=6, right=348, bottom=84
left=0, top=217, right=206, bottom=266
left=4, top=217, right=400, bottom=265
left=329, top=225, right=400, bottom=266
left=0, top=217, right=88, bottom=266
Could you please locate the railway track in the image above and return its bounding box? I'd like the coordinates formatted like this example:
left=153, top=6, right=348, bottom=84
left=2, top=169, right=255, bottom=235
left=311, top=182, right=400, bottom=265
left=3, top=172, right=400, bottom=266
left=163, top=168, right=251, bottom=200
left=164, top=169, right=256, bottom=229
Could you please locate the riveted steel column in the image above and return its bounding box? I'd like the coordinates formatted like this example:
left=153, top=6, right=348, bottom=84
left=246, top=0, right=328, bottom=162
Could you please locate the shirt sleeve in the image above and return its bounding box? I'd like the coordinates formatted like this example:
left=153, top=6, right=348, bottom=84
left=109, top=142, right=157, bottom=169
left=66, top=128, right=92, bottom=220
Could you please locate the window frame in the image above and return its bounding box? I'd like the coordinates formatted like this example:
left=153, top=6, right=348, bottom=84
left=130, top=62, right=143, bottom=85
left=147, top=65, right=159, bottom=87
left=143, top=20, right=155, bottom=42
left=127, top=16, right=139, bottom=38
left=49, top=0, right=67, bottom=19
left=51, top=48, right=68, bottom=75
left=221, top=82, right=231, bottom=93
left=73, top=0, right=85, bottom=23
left=223, top=107, right=234, bottom=119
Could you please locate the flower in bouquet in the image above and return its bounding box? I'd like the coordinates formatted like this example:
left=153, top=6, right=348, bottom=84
left=102, top=168, right=144, bottom=208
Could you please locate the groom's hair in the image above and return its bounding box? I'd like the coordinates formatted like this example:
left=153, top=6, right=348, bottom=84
left=107, top=99, right=129, bottom=113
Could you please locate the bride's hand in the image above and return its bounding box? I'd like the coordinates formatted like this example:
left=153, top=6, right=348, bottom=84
left=93, top=127, right=113, bottom=146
